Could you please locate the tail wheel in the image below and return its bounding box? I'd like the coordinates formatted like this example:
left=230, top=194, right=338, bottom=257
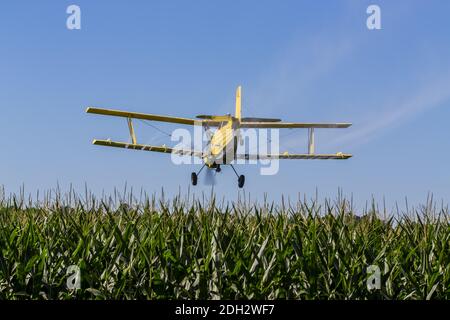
left=191, top=172, right=198, bottom=186
left=238, top=175, right=245, bottom=188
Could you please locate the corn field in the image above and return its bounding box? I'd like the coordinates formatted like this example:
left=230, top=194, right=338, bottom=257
left=0, top=188, right=449, bottom=300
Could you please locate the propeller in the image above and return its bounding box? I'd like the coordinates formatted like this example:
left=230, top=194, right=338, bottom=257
left=204, top=168, right=217, bottom=186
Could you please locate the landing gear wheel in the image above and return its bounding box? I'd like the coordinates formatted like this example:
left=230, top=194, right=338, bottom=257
left=238, top=175, right=245, bottom=188
left=191, top=172, right=198, bottom=186
left=216, top=165, right=221, bottom=173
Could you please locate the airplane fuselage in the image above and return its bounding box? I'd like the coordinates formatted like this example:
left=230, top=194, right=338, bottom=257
left=203, top=118, right=239, bottom=168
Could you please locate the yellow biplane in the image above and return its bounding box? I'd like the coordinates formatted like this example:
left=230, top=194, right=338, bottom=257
left=87, top=86, right=352, bottom=188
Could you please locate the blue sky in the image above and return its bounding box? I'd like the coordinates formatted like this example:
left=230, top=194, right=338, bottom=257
left=0, top=1, right=449, bottom=209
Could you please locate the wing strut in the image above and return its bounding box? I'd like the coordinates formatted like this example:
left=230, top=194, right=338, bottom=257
left=308, top=128, right=315, bottom=154
left=127, top=118, right=137, bottom=145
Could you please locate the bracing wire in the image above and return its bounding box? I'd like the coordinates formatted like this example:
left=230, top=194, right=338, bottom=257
left=138, top=119, right=173, bottom=137
left=137, top=119, right=195, bottom=151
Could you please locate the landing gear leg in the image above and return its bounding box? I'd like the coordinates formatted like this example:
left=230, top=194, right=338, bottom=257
left=230, top=164, right=245, bottom=188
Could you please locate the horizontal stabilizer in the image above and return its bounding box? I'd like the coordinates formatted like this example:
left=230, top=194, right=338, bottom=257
left=92, top=139, right=204, bottom=157
left=239, top=122, right=351, bottom=129
left=196, top=115, right=233, bottom=121
left=240, top=117, right=281, bottom=122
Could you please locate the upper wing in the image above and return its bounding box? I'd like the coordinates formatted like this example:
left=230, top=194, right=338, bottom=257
left=86, top=107, right=221, bottom=126
left=93, top=139, right=204, bottom=158
left=236, top=153, right=352, bottom=160
left=239, top=122, right=351, bottom=129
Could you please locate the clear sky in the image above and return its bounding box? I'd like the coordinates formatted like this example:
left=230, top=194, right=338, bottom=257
left=1, top=0, right=449, bottom=209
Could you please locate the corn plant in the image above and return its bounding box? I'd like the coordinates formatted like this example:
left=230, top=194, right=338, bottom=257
left=0, top=188, right=448, bottom=300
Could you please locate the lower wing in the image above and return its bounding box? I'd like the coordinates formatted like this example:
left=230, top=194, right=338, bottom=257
left=236, top=153, right=352, bottom=160
left=92, top=139, right=204, bottom=158
left=92, top=140, right=351, bottom=160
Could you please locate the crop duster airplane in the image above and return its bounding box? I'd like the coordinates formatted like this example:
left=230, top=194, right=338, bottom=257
left=86, top=86, right=352, bottom=188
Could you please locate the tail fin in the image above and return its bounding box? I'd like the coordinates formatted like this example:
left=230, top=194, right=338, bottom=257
left=235, top=86, right=242, bottom=120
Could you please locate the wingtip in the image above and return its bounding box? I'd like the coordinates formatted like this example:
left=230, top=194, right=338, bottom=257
left=343, top=153, right=353, bottom=158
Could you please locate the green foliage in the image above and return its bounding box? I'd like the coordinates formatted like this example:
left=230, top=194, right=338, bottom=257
left=0, top=190, right=448, bottom=300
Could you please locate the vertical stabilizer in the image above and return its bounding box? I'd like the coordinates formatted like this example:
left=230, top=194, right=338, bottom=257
left=235, top=86, right=242, bottom=120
